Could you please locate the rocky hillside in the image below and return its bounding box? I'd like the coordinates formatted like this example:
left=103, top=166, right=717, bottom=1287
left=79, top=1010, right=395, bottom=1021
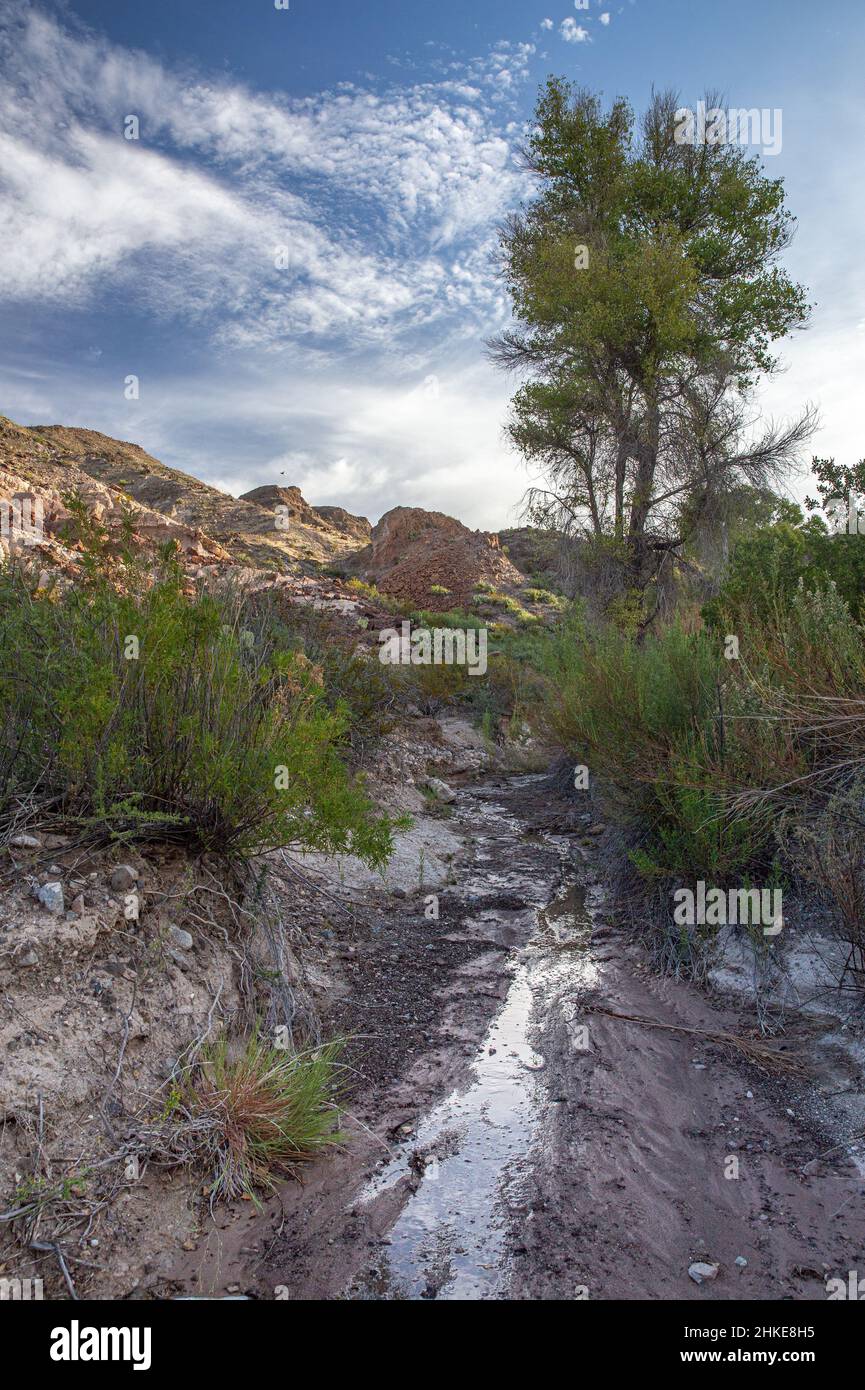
left=240, top=486, right=371, bottom=543
left=348, top=506, right=527, bottom=610
left=0, top=416, right=550, bottom=613
left=0, top=418, right=364, bottom=575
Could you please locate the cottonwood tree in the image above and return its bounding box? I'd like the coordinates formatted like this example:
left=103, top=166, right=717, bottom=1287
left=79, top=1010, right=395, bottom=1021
left=491, top=81, right=814, bottom=621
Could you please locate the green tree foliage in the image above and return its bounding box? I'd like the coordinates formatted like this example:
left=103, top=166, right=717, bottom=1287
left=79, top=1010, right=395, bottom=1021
left=805, top=455, right=865, bottom=531
left=492, top=81, right=813, bottom=610
left=704, top=488, right=865, bottom=629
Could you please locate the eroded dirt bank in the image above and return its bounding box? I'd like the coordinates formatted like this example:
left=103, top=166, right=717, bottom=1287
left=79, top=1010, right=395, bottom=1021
left=169, top=765, right=865, bottom=1302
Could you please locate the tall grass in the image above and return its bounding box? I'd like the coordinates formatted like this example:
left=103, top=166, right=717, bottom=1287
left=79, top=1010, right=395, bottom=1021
left=541, top=579, right=865, bottom=968
left=544, top=611, right=773, bottom=879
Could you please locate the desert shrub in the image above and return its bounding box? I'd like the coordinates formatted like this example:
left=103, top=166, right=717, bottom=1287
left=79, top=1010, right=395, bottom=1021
left=0, top=557, right=395, bottom=861
left=777, top=782, right=865, bottom=994
left=704, top=515, right=865, bottom=631
left=523, top=586, right=561, bottom=606
left=344, top=577, right=405, bottom=614
left=254, top=598, right=404, bottom=750
left=546, top=616, right=718, bottom=796
left=401, top=659, right=475, bottom=712
left=466, top=623, right=558, bottom=728
left=543, top=612, right=774, bottom=880
left=167, top=1033, right=345, bottom=1204
left=728, top=581, right=865, bottom=808
left=409, top=607, right=485, bottom=630
left=394, top=610, right=560, bottom=718
left=472, top=590, right=537, bottom=624
left=545, top=576, right=865, bottom=950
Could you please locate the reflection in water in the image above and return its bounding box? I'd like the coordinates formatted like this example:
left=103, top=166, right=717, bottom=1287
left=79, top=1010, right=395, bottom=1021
left=351, top=829, right=602, bottom=1301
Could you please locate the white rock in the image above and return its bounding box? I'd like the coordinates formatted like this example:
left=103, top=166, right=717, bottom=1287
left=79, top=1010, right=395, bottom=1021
left=36, top=881, right=64, bottom=915
left=10, top=834, right=42, bottom=849
left=688, top=1262, right=720, bottom=1285
left=426, top=778, right=457, bottom=804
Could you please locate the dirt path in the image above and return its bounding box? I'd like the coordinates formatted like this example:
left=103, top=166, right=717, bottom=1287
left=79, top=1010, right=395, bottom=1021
left=171, top=772, right=865, bottom=1301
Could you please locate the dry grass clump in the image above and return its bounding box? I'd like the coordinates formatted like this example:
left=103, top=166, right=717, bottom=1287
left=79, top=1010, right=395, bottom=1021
left=164, top=1033, right=346, bottom=1205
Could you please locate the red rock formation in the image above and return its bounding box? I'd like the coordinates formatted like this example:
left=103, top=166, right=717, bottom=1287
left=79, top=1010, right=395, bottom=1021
left=351, top=506, right=526, bottom=609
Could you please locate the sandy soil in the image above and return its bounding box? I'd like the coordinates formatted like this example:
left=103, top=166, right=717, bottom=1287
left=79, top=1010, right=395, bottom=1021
left=6, top=726, right=863, bottom=1303
left=512, top=923, right=865, bottom=1300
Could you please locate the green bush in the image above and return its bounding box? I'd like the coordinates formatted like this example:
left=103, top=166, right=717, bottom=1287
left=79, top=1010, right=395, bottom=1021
left=544, top=573, right=865, bottom=895
left=0, top=557, right=395, bottom=861
left=704, top=514, right=865, bottom=631
left=543, top=613, right=774, bottom=880
left=409, top=606, right=486, bottom=631
left=253, top=598, right=403, bottom=750
left=523, top=586, right=561, bottom=607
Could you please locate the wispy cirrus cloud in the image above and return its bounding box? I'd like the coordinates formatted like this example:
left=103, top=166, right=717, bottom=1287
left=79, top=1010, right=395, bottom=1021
left=0, top=2, right=550, bottom=526
left=0, top=3, right=532, bottom=350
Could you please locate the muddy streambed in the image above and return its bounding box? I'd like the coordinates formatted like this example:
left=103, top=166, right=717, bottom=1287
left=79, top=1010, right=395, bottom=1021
left=178, top=771, right=865, bottom=1302
left=346, top=778, right=600, bottom=1300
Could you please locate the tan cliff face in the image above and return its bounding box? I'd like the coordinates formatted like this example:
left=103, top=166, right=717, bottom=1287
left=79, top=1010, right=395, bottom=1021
left=0, top=418, right=233, bottom=575
left=0, top=419, right=366, bottom=576
left=310, top=505, right=372, bottom=542
left=0, top=417, right=535, bottom=611
left=239, top=486, right=371, bottom=545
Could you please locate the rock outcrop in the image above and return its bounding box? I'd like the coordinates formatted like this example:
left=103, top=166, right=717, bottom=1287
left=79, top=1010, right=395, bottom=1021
left=0, top=417, right=365, bottom=576
left=239, top=484, right=327, bottom=531
left=350, top=506, right=526, bottom=609
left=0, top=417, right=233, bottom=575
left=1, top=416, right=538, bottom=609
left=312, top=505, right=372, bottom=541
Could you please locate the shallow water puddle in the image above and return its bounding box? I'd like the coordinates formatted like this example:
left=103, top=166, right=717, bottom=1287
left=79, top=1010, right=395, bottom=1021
left=354, top=964, right=544, bottom=1299
left=349, top=798, right=599, bottom=1300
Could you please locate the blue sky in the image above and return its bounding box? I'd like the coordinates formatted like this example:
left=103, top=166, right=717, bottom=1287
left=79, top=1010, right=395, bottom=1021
left=1, top=0, right=863, bottom=527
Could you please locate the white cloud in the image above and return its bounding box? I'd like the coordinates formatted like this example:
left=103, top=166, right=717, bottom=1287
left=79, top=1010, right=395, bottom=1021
left=560, top=19, right=591, bottom=44
left=0, top=3, right=528, bottom=346
left=0, top=2, right=544, bottom=525
left=5, top=0, right=861, bottom=536
left=600, top=13, right=611, bottom=24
